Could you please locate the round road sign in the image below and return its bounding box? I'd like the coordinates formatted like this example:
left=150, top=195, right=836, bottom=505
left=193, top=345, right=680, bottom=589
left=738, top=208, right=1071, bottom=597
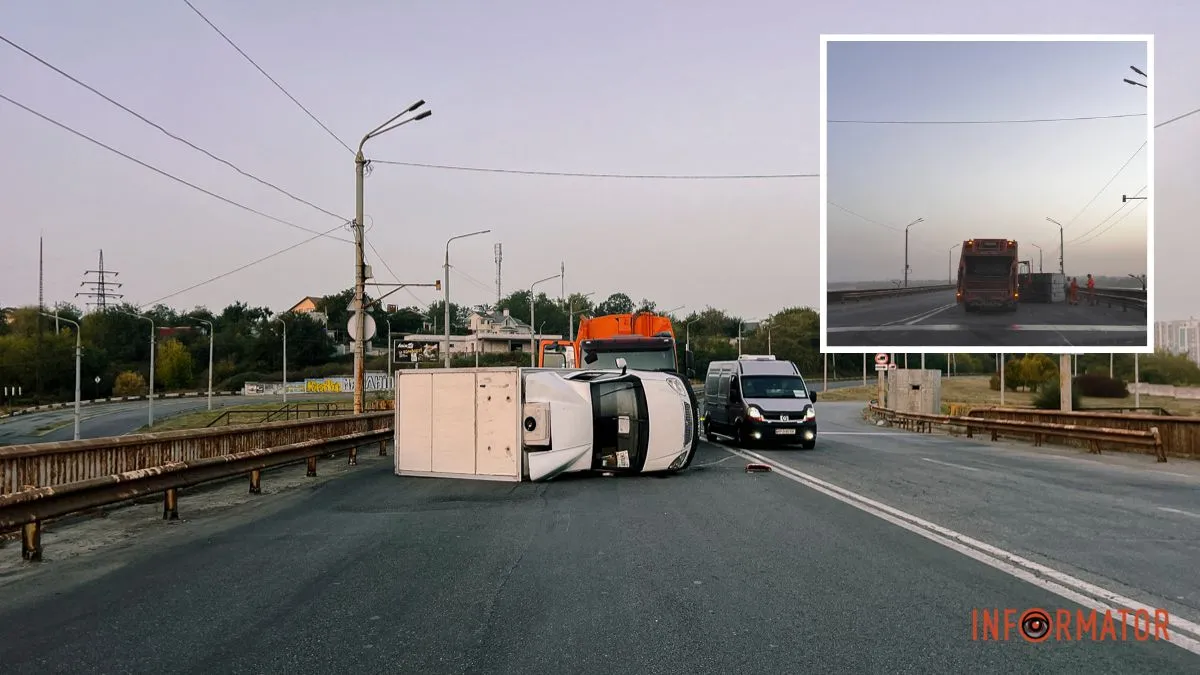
left=874, top=353, right=890, bottom=365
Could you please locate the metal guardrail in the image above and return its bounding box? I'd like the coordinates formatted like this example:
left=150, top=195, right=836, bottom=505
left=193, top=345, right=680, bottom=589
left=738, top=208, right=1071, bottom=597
left=966, top=406, right=1197, bottom=460
left=868, top=404, right=1165, bottom=462
left=828, top=284, right=957, bottom=303
left=1090, top=290, right=1147, bottom=313
left=204, top=401, right=385, bottom=427
left=0, top=412, right=394, bottom=561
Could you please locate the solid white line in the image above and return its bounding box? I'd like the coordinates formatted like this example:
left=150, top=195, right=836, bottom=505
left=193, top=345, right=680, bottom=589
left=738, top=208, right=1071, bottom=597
left=1158, top=507, right=1200, bottom=519
left=719, top=444, right=1200, bottom=653
left=881, top=302, right=958, bottom=327
left=921, top=457, right=981, bottom=472
left=820, top=431, right=910, bottom=436
left=828, top=324, right=1146, bottom=333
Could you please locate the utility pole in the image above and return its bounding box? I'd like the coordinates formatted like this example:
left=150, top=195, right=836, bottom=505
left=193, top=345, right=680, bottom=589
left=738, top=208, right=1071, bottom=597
left=189, top=317, right=214, bottom=411
left=40, top=312, right=80, bottom=440
left=494, top=243, right=503, bottom=307
left=354, top=100, right=431, bottom=413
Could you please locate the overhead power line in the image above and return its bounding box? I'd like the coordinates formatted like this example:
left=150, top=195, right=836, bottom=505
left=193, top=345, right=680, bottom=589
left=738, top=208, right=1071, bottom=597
left=370, top=159, right=814, bottom=180
left=1156, top=105, right=1200, bottom=128
left=1065, top=185, right=1147, bottom=246
left=827, top=201, right=900, bottom=231
left=181, top=0, right=353, bottom=155
left=828, top=112, right=1145, bottom=125
left=1062, top=142, right=1146, bottom=230
left=140, top=223, right=347, bottom=308
left=0, top=33, right=350, bottom=225
left=0, top=91, right=353, bottom=243
left=365, top=239, right=427, bottom=306
left=1074, top=199, right=1146, bottom=247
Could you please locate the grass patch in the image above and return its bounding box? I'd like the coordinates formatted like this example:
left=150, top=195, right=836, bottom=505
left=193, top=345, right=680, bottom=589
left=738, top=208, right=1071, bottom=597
left=818, top=375, right=1200, bottom=417
left=135, top=397, right=353, bottom=433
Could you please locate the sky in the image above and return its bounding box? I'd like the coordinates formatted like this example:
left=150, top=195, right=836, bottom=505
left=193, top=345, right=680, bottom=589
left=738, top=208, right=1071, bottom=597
left=826, top=39, right=1149, bottom=285
left=0, top=0, right=1197, bottom=323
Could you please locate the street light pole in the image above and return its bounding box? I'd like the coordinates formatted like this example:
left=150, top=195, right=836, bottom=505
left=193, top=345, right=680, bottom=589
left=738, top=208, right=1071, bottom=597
left=120, top=310, right=155, bottom=427
left=948, top=242, right=961, bottom=284
left=1046, top=217, right=1065, bottom=275
left=41, top=312, right=80, bottom=440
left=1031, top=243, right=1043, bottom=273
left=444, top=229, right=491, bottom=367
left=528, top=274, right=561, bottom=366
left=354, top=100, right=431, bottom=413
left=569, top=292, right=595, bottom=342
left=903, top=217, right=924, bottom=288
left=386, top=318, right=393, bottom=378
left=273, top=316, right=288, bottom=404
left=189, top=317, right=214, bottom=411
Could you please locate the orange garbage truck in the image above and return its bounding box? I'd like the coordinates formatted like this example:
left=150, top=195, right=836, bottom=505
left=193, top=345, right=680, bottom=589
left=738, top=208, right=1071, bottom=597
left=956, top=238, right=1019, bottom=312
left=538, top=311, right=695, bottom=377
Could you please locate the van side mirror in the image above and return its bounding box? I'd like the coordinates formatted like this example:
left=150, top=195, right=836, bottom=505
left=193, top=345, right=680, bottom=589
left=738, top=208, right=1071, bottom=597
left=686, top=368, right=695, bottom=379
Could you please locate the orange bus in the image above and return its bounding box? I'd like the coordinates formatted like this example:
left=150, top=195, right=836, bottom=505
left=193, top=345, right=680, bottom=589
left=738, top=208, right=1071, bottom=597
left=957, top=238, right=1019, bottom=312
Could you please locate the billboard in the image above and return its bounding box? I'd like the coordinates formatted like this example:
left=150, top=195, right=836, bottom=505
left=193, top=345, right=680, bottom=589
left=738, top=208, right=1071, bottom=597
left=303, top=372, right=393, bottom=394
left=395, top=339, right=440, bottom=363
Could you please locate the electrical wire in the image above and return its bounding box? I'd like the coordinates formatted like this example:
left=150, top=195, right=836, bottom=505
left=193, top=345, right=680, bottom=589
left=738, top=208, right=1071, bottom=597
left=827, top=201, right=900, bottom=231
left=0, top=33, right=350, bottom=225
left=451, top=266, right=496, bottom=295
left=365, top=239, right=428, bottom=306
left=181, top=0, right=353, bottom=155
left=1073, top=199, right=1146, bottom=247
left=828, top=113, right=1145, bottom=125
left=369, top=159, right=815, bottom=180
left=1155, top=105, right=1200, bottom=128
left=0, top=91, right=352, bottom=243
left=1062, top=142, right=1146, bottom=230
left=1065, top=186, right=1147, bottom=245
left=139, top=223, right=347, bottom=308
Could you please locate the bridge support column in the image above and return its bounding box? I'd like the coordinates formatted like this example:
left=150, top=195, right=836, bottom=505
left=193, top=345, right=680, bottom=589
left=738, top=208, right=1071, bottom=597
left=22, top=521, right=42, bottom=562
left=163, top=488, right=179, bottom=520
left=348, top=446, right=358, bottom=466
left=378, top=440, right=388, bottom=456
left=249, top=469, right=262, bottom=494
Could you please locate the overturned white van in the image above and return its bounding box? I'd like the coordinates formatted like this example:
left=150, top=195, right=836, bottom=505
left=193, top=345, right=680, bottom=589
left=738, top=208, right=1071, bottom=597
left=394, top=365, right=698, bottom=482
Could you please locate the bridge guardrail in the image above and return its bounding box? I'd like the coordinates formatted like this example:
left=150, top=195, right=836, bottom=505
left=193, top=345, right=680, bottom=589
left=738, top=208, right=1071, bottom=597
left=0, top=412, right=394, bottom=561
left=868, top=404, right=1165, bottom=462
left=828, top=284, right=957, bottom=303
left=965, top=406, right=1195, bottom=460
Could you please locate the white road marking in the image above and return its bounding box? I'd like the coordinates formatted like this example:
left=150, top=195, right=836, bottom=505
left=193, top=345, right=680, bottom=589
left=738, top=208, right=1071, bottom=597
left=881, top=302, right=958, bottom=327
left=820, top=431, right=910, bottom=436
left=1158, top=507, right=1200, bottom=519
left=828, top=324, right=1145, bottom=333
left=718, top=443, right=1200, bottom=655
left=921, top=457, right=981, bottom=472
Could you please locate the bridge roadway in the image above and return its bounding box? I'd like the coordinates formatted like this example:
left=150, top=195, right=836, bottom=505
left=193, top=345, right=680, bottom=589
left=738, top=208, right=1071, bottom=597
left=827, top=290, right=1147, bottom=348
left=0, top=394, right=317, bottom=446
left=1, top=403, right=1197, bottom=672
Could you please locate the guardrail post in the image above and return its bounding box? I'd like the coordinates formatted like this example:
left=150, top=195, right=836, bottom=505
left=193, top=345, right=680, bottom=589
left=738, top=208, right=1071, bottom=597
left=1151, top=426, right=1166, bottom=463
left=249, top=469, right=262, bottom=494
left=163, top=488, right=179, bottom=520
left=306, top=456, right=318, bottom=477
left=22, top=520, right=42, bottom=561
left=378, top=439, right=388, bottom=456
left=348, top=446, right=358, bottom=466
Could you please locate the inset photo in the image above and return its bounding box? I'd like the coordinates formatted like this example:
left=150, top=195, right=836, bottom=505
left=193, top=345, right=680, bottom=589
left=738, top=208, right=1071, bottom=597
left=820, top=35, right=1152, bottom=353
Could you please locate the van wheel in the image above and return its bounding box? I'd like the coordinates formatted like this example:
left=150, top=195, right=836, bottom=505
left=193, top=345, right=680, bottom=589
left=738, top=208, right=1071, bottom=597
left=734, top=424, right=747, bottom=447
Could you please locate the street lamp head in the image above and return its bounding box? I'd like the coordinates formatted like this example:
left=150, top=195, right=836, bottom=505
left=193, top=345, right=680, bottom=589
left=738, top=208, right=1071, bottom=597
left=406, top=99, right=426, bottom=113
left=1130, top=65, right=1146, bottom=77
left=414, top=110, right=432, bottom=121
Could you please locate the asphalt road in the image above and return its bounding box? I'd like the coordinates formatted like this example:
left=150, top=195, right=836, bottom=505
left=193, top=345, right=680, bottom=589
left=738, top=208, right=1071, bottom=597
left=1, top=402, right=1196, bottom=673
left=0, top=395, right=335, bottom=446
left=826, top=290, right=1147, bottom=347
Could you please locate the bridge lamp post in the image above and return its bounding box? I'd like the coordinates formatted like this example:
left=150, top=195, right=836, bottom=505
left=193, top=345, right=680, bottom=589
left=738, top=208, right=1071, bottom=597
left=443, top=229, right=492, bottom=367
left=528, top=274, right=561, bottom=366
left=1046, top=217, right=1065, bottom=275
left=119, top=310, right=156, bottom=427
left=272, top=316, right=288, bottom=404
left=41, top=312, right=81, bottom=440
left=903, top=217, right=924, bottom=288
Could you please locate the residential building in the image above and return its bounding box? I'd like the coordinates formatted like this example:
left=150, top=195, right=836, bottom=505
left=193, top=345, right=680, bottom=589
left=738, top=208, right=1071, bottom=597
left=1155, top=318, right=1200, bottom=366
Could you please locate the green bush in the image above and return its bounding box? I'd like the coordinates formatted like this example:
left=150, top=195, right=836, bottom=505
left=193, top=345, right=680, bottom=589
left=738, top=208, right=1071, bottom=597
left=1073, top=372, right=1129, bottom=398
left=1033, top=378, right=1081, bottom=410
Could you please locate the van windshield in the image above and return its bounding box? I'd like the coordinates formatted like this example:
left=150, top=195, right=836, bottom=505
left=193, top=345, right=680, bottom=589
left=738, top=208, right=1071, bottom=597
left=740, top=375, right=808, bottom=399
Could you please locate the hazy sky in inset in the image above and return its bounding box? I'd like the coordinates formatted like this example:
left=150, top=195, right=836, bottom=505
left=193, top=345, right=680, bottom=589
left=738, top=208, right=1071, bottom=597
left=1, top=1, right=1197, bottom=322
left=826, top=39, right=1149, bottom=285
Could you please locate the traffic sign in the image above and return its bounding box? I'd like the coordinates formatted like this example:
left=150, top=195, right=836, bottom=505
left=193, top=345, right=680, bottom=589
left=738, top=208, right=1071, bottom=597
left=875, top=364, right=888, bottom=371
left=888, top=363, right=898, bottom=370
left=347, top=312, right=377, bottom=342
left=874, top=353, right=889, bottom=366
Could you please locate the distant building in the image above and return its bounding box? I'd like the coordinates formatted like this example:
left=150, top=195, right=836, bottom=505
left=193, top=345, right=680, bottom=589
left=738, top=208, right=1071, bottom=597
left=1155, top=319, right=1200, bottom=366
